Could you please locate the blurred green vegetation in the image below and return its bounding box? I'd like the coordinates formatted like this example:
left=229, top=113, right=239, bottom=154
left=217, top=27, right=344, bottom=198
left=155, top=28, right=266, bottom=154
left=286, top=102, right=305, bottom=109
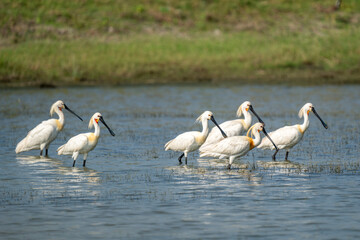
left=1, top=0, right=360, bottom=86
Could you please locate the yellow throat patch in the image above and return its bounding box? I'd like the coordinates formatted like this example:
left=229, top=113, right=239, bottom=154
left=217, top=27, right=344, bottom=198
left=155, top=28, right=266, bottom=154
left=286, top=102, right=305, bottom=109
left=247, top=137, right=255, bottom=150
left=56, top=120, right=64, bottom=131
left=297, top=124, right=304, bottom=134
left=195, top=135, right=206, bottom=145
left=88, top=133, right=99, bottom=143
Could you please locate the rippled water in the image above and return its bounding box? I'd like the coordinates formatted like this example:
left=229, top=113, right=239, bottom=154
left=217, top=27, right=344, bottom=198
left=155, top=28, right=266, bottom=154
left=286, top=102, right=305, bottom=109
left=1, top=85, right=360, bottom=239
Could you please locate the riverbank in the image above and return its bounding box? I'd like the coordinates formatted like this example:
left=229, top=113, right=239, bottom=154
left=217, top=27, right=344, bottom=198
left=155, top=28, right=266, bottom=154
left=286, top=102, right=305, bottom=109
left=1, top=0, right=359, bottom=87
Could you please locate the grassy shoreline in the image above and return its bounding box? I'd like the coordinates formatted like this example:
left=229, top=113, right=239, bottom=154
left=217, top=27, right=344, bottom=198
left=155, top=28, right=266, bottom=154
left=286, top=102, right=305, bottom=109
left=1, top=0, right=360, bottom=87
left=2, top=31, right=359, bottom=87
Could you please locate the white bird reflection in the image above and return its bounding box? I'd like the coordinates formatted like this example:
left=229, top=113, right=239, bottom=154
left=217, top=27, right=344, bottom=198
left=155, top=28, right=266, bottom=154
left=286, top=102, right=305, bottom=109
left=16, top=155, right=101, bottom=185
left=164, top=158, right=264, bottom=186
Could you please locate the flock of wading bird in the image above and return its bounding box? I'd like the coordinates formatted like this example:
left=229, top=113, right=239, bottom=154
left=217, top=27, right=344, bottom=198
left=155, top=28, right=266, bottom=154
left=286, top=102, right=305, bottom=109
left=15, top=100, right=328, bottom=169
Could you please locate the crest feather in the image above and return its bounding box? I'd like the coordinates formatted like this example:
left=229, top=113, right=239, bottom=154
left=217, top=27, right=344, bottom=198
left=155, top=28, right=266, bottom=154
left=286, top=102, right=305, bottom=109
left=246, top=124, right=256, bottom=138
left=88, top=116, right=94, bottom=129
left=195, top=114, right=203, bottom=124
left=50, top=100, right=60, bottom=116
left=49, top=100, right=63, bottom=117
left=50, top=105, right=55, bottom=117
left=298, top=106, right=305, bottom=118
left=236, top=103, right=243, bottom=117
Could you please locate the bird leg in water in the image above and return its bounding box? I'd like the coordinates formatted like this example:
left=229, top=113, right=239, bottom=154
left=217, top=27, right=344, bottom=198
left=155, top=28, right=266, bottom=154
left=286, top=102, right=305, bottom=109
left=45, top=149, right=48, bottom=157
left=185, top=157, right=188, bottom=165
left=83, top=153, right=88, bottom=167
left=272, top=148, right=279, bottom=161
left=227, top=164, right=231, bottom=170
left=285, top=151, right=289, bottom=161
left=72, top=160, right=76, bottom=167
left=178, top=153, right=184, bottom=165
left=40, top=150, right=43, bottom=156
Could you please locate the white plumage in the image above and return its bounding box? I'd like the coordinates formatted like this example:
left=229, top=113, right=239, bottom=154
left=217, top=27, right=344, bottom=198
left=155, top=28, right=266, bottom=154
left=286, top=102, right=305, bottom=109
left=199, top=101, right=264, bottom=153
left=15, top=100, right=82, bottom=156
left=57, top=112, right=115, bottom=167
left=257, top=103, right=328, bottom=161
left=165, top=111, right=227, bottom=165
left=200, top=122, right=274, bottom=169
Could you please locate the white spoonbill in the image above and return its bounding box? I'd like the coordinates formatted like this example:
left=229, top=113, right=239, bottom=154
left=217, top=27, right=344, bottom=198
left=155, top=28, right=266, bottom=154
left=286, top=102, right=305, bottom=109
left=164, top=111, right=227, bottom=165
left=57, top=112, right=115, bottom=167
left=15, top=100, right=83, bottom=156
left=200, top=123, right=278, bottom=169
left=199, top=101, right=264, bottom=153
left=257, top=103, right=328, bottom=161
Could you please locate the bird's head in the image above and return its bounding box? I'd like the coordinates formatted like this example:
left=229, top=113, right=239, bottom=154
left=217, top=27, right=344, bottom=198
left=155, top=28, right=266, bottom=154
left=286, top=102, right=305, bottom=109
left=50, top=100, right=65, bottom=116
left=298, top=103, right=313, bottom=118
left=89, top=112, right=102, bottom=128
left=89, top=112, right=115, bottom=136
left=246, top=122, right=264, bottom=137
left=196, top=111, right=227, bottom=138
left=299, top=103, right=328, bottom=129
left=50, top=100, right=83, bottom=121
left=236, top=101, right=251, bottom=117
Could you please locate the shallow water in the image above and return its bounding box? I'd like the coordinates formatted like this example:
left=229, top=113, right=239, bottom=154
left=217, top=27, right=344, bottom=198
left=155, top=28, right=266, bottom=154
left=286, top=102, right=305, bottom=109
left=1, top=85, right=360, bottom=239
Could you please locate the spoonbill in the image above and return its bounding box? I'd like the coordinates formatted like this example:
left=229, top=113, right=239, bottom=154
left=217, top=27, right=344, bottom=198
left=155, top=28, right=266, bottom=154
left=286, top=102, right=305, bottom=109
left=199, top=101, right=264, bottom=153
left=57, top=112, right=115, bottom=167
left=200, top=123, right=277, bottom=169
left=164, top=111, right=227, bottom=165
left=15, top=100, right=83, bottom=156
left=257, top=103, right=328, bottom=161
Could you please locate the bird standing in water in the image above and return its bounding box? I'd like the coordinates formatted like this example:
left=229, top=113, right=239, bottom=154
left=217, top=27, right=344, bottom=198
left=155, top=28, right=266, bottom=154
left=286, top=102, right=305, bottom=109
left=200, top=122, right=277, bottom=169
left=57, top=112, right=115, bottom=167
left=257, top=103, right=328, bottom=161
left=199, top=101, right=264, bottom=153
left=165, top=111, right=227, bottom=165
left=15, top=100, right=83, bottom=156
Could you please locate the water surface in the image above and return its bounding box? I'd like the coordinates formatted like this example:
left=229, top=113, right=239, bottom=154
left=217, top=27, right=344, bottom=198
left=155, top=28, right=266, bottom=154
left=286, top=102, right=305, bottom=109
left=1, top=85, right=360, bottom=239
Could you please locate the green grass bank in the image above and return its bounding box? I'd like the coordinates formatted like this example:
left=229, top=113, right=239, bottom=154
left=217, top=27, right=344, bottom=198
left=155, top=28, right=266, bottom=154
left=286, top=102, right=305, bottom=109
left=1, top=0, right=360, bottom=87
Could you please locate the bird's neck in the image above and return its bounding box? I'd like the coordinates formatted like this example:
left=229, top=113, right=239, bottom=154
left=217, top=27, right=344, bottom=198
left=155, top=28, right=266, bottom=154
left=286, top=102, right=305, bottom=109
left=56, top=108, right=65, bottom=126
left=243, top=110, right=252, bottom=129
left=201, top=119, right=209, bottom=137
left=94, top=121, right=100, bottom=137
left=247, top=130, right=261, bottom=150
left=252, top=130, right=262, bottom=147
left=300, top=111, right=310, bottom=133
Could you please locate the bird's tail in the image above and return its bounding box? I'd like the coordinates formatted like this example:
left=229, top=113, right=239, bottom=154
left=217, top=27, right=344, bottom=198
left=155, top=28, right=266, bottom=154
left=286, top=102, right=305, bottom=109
left=199, top=134, right=222, bottom=152
left=257, top=137, right=270, bottom=149
left=57, top=145, right=65, bottom=155
left=199, top=142, right=213, bottom=152
left=164, top=139, right=173, bottom=151
left=15, top=138, right=27, bottom=154
left=199, top=150, right=221, bottom=159
left=15, top=137, right=37, bottom=153
left=199, top=143, right=208, bottom=152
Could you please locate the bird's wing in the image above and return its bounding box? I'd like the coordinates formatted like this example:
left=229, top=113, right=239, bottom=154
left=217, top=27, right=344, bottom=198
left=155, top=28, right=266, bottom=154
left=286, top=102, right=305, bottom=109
left=201, top=120, right=243, bottom=147
left=202, top=136, right=250, bottom=156
left=259, top=125, right=299, bottom=149
left=25, top=121, right=57, bottom=146
left=165, top=131, right=196, bottom=151
left=220, top=120, right=246, bottom=136
left=59, top=134, right=88, bottom=153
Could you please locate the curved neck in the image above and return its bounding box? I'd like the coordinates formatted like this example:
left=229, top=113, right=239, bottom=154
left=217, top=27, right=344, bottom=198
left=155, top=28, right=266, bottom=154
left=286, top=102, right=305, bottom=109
left=201, top=118, right=209, bottom=137
left=55, top=108, right=65, bottom=125
left=252, top=130, right=262, bottom=147
left=243, top=110, right=252, bottom=129
left=94, top=120, right=100, bottom=137
left=300, top=111, right=310, bottom=133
